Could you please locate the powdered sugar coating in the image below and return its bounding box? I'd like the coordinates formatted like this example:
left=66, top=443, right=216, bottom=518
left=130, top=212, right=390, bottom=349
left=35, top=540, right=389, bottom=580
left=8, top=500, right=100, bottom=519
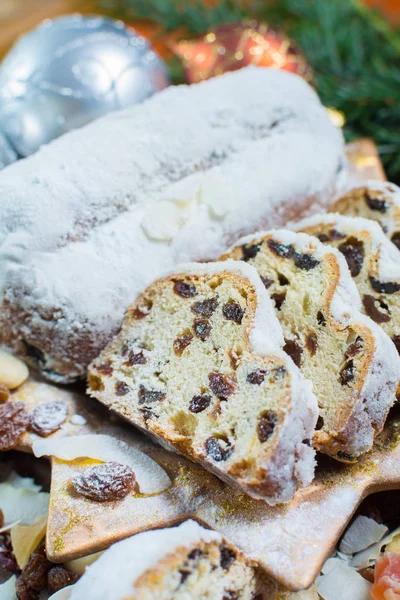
left=69, top=520, right=221, bottom=600
left=0, top=66, right=345, bottom=380
left=293, top=212, right=400, bottom=283
left=342, top=179, right=400, bottom=201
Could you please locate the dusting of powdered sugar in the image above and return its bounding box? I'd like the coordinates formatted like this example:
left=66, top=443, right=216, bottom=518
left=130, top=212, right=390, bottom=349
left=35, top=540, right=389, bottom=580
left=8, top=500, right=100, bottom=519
left=0, top=66, right=345, bottom=378
left=69, top=520, right=221, bottom=600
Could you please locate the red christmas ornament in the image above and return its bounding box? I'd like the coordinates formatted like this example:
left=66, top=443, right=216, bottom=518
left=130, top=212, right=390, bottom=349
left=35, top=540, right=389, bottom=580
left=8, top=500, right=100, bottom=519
left=173, top=21, right=313, bottom=84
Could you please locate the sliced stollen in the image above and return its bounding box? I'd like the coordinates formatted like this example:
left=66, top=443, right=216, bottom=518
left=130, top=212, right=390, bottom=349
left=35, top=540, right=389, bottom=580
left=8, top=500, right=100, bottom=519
left=68, top=520, right=263, bottom=600
left=88, top=260, right=318, bottom=504
left=294, top=213, right=400, bottom=366
left=0, top=66, right=345, bottom=382
left=221, top=231, right=400, bottom=462
left=330, top=181, right=400, bottom=250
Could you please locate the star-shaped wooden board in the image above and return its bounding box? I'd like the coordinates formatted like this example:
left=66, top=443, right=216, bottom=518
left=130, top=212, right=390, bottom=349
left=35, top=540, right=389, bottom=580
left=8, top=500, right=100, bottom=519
left=10, top=378, right=400, bottom=592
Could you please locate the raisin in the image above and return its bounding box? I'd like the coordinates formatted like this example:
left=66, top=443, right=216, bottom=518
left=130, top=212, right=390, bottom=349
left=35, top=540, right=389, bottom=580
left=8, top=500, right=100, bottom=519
left=125, top=350, right=147, bottom=366
left=97, top=363, right=113, bottom=376
left=115, top=381, right=130, bottom=396
left=267, top=239, right=294, bottom=258
left=222, top=302, right=244, bottom=324
left=306, top=332, right=318, bottom=356
left=0, top=402, right=30, bottom=451
left=369, top=277, right=400, bottom=294
left=258, top=411, right=277, bottom=443
left=16, top=548, right=52, bottom=599
left=173, top=334, right=193, bottom=356
left=329, top=229, right=346, bottom=240
left=340, top=361, right=355, bottom=385
left=209, top=372, right=236, bottom=400
left=191, top=298, right=218, bottom=317
left=220, top=546, right=236, bottom=570
left=365, top=193, right=388, bottom=213
left=271, top=291, right=286, bottom=311
left=174, top=280, right=197, bottom=298
left=316, top=416, right=324, bottom=431
left=242, top=243, right=261, bottom=261
left=317, top=233, right=330, bottom=242
left=48, top=566, right=79, bottom=594
left=140, top=407, right=156, bottom=422
left=278, top=273, right=289, bottom=285
left=72, top=461, right=136, bottom=502
left=260, top=276, right=274, bottom=289
left=247, top=370, right=266, bottom=385
left=391, top=232, right=400, bottom=250
left=188, top=549, right=201, bottom=560
left=293, top=252, right=319, bottom=270
left=30, top=401, right=68, bottom=437
left=0, top=532, right=19, bottom=574
left=22, top=341, right=46, bottom=368
left=317, top=311, right=326, bottom=326
left=205, top=437, right=233, bottom=462
left=362, top=294, right=390, bottom=323
left=392, top=336, right=400, bottom=354
left=189, top=395, right=211, bottom=413
left=138, top=385, right=166, bottom=404
left=179, top=569, right=191, bottom=584
left=338, top=238, right=364, bottom=277
left=346, top=337, right=364, bottom=357
left=283, top=339, right=303, bottom=368
left=0, top=384, right=10, bottom=403
left=193, top=318, right=211, bottom=340
left=132, top=307, right=149, bottom=320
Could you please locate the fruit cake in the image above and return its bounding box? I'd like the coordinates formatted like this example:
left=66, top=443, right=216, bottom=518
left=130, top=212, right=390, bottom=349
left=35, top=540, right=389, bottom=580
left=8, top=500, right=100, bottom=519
left=0, top=66, right=345, bottom=382
left=330, top=181, right=400, bottom=250
left=88, top=260, right=318, bottom=503
left=221, top=231, right=400, bottom=461
left=69, top=520, right=263, bottom=600
left=295, top=213, right=400, bottom=364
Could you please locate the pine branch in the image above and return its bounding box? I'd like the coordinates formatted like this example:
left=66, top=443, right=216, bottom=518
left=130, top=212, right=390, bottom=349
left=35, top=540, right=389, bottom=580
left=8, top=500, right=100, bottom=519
left=101, top=0, right=400, bottom=183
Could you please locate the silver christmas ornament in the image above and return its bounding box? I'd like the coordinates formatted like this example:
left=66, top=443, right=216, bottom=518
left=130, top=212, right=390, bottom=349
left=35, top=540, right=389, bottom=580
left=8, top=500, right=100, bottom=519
left=0, top=14, right=169, bottom=159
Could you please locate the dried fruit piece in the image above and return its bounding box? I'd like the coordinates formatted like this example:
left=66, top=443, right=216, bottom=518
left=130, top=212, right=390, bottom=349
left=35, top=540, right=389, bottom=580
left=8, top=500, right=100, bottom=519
left=191, top=298, right=218, bottom=317
left=247, top=370, right=266, bottom=385
left=293, top=252, right=319, bottom=270
left=205, top=437, right=233, bottom=462
left=220, top=546, right=236, bottom=570
left=115, top=381, right=130, bottom=396
left=30, top=401, right=68, bottom=437
left=241, top=243, right=261, bottom=261
left=96, top=363, right=113, bottom=376
left=173, top=334, right=193, bottom=356
left=193, top=318, right=212, bottom=340
left=222, top=302, right=244, bottom=324
left=283, top=339, right=303, bottom=368
left=16, top=548, right=52, bottom=600
left=363, top=295, right=390, bottom=323
left=0, top=401, right=30, bottom=451
left=371, top=553, right=400, bottom=600
left=306, top=332, right=318, bottom=356
left=125, top=349, right=147, bottom=366
left=338, top=238, right=364, bottom=277
left=258, top=412, right=277, bottom=443
left=392, top=336, right=400, bottom=354
left=0, top=384, right=10, bottom=403
left=209, top=372, right=236, bottom=400
left=365, top=193, right=388, bottom=213
left=0, top=532, right=19, bottom=574
left=391, top=232, right=400, bottom=250
left=72, top=461, right=136, bottom=502
left=370, top=277, right=400, bottom=294
left=340, top=361, right=355, bottom=385
left=267, top=239, right=294, bottom=259
left=48, top=566, right=79, bottom=594
left=138, top=385, right=166, bottom=404
left=346, top=337, right=364, bottom=358
left=260, top=276, right=274, bottom=289
left=271, top=291, right=286, bottom=311
left=189, top=395, right=212, bottom=413
left=174, top=280, right=197, bottom=298
left=317, top=311, right=326, bottom=326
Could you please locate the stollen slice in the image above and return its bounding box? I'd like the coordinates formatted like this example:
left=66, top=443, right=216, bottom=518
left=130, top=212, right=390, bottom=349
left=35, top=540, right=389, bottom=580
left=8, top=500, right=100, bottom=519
left=88, top=260, right=318, bottom=504
left=221, top=230, right=400, bottom=462
left=294, top=213, right=400, bottom=374
left=330, top=181, right=400, bottom=250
